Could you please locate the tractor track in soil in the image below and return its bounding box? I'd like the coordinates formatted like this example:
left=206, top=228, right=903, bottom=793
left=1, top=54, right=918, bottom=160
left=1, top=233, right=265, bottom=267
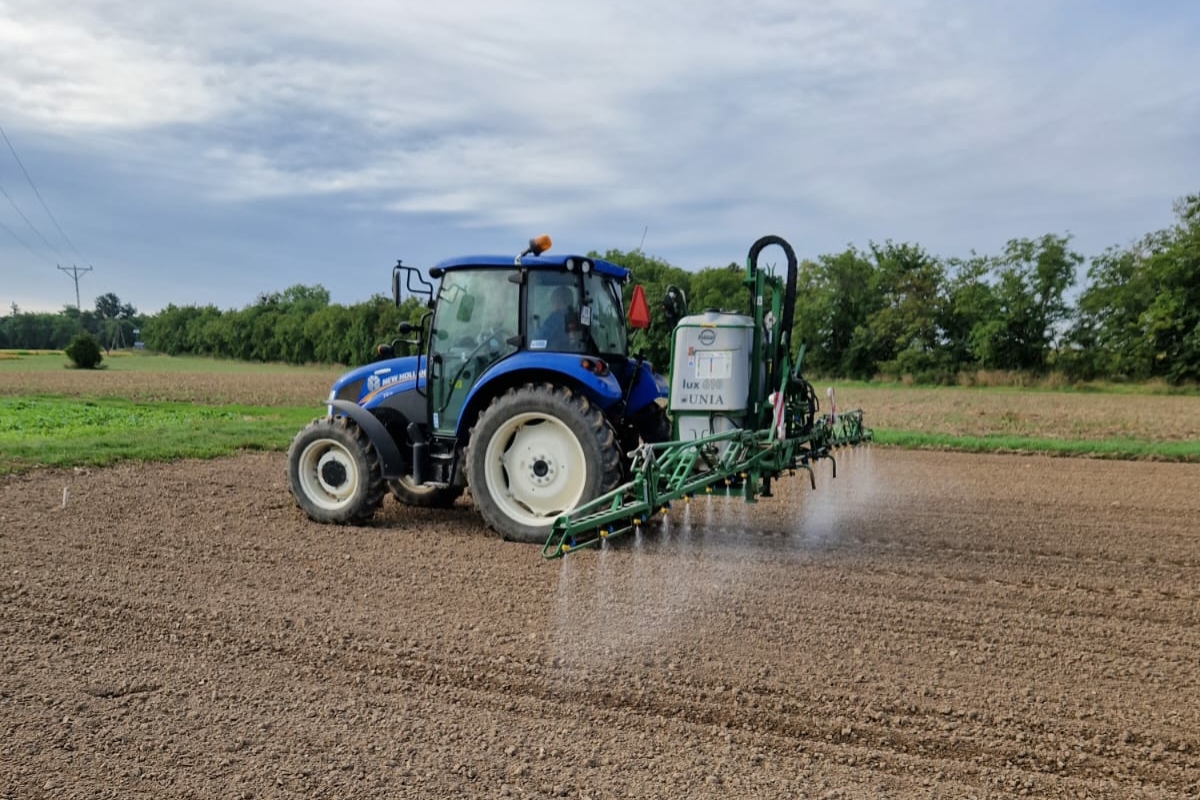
left=2, top=447, right=1199, bottom=798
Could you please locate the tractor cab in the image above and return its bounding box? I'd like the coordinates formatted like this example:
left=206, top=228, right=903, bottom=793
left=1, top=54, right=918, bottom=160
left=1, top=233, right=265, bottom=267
left=392, top=237, right=655, bottom=438
left=289, top=235, right=669, bottom=542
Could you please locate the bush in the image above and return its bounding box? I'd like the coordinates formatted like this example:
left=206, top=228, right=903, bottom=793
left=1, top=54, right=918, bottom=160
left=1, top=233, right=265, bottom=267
left=65, top=333, right=104, bottom=369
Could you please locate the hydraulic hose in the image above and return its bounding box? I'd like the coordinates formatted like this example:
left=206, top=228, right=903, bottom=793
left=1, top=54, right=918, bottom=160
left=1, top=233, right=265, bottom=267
left=746, top=234, right=799, bottom=395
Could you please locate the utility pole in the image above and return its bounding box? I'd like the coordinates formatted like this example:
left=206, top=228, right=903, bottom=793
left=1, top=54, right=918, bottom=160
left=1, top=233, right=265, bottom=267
left=57, top=263, right=93, bottom=324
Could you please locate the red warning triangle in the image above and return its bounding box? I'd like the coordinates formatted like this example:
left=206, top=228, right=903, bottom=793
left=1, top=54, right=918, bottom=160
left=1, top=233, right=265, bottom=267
left=628, top=285, right=651, bottom=329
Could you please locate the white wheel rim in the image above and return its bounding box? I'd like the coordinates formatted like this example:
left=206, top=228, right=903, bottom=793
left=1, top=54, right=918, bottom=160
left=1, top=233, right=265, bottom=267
left=297, top=438, right=360, bottom=511
left=483, top=411, right=588, bottom=528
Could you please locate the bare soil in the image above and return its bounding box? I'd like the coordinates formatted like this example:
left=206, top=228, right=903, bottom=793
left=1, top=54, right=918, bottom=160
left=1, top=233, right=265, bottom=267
left=841, top=386, right=1200, bottom=444
left=3, top=448, right=1199, bottom=799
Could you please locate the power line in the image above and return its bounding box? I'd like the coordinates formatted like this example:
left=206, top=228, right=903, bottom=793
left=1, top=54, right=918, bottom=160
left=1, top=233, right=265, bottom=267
left=0, top=123, right=86, bottom=263
left=0, top=180, right=65, bottom=261
left=0, top=214, right=50, bottom=263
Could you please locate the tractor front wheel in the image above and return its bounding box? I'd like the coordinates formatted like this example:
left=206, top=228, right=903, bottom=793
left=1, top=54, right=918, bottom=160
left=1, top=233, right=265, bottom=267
left=287, top=416, right=385, bottom=524
left=466, top=383, right=621, bottom=543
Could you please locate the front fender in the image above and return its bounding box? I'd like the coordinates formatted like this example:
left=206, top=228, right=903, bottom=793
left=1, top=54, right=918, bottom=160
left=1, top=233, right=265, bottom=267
left=328, top=399, right=405, bottom=479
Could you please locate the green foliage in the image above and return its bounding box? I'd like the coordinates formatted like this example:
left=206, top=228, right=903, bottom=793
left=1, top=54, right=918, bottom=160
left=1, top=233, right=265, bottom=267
left=1069, top=195, right=1200, bottom=384
left=65, top=332, right=104, bottom=369
left=866, top=241, right=948, bottom=380
left=138, top=284, right=420, bottom=367
left=688, top=262, right=745, bottom=314
left=791, top=247, right=888, bottom=378
left=981, top=234, right=1080, bottom=371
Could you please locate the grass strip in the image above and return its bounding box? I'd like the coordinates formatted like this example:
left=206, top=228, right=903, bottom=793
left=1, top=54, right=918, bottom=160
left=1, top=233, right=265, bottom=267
left=872, top=429, right=1200, bottom=462
left=0, top=396, right=322, bottom=475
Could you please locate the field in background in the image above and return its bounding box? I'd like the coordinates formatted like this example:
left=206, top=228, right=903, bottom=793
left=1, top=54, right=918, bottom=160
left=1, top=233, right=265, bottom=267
left=0, top=351, right=340, bottom=406
left=2, top=351, right=1198, bottom=475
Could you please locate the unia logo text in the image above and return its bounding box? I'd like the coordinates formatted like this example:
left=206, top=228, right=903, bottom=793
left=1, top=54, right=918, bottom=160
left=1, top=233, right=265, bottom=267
left=678, top=378, right=725, bottom=406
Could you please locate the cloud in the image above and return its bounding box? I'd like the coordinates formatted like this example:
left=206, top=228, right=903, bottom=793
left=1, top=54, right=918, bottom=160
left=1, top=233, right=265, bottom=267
left=0, top=3, right=227, bottom=129
left=1, top=0, right=1198, bottom=313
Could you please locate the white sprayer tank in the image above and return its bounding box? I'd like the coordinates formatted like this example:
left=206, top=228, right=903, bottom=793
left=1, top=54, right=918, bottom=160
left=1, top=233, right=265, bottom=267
left=669, top=310, right=754, bottom=450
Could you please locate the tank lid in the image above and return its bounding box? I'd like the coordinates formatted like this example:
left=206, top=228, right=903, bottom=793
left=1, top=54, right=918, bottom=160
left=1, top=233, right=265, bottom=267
left=677, top=311, right=753, bottom=327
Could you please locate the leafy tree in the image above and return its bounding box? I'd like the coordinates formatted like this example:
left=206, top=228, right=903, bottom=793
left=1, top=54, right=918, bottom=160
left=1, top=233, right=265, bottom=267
left=91, top=293, right=140, bottom=349
left=689, top=262, right=747, bottom=315
left=94, top=292, right=122, bottom=320
left=280, top=284, right=331, bottom=310
left=1071, top=195, right=1200, bottom=383
left=941, top=254, right=999, bottom=369
left=864, top=241, right=947, bottom=380
left=790, top=247, right=881, bottom=377
left=975, top=235, right=1080, bottom=371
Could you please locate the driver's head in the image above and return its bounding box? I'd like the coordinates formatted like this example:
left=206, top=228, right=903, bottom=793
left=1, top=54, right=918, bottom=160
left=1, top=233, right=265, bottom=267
left=550, top=284, right=573, bottom=311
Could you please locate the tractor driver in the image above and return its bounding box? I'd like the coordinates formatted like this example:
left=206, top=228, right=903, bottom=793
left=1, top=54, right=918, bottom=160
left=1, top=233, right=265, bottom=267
left=537, top=284, right=580, bottom=351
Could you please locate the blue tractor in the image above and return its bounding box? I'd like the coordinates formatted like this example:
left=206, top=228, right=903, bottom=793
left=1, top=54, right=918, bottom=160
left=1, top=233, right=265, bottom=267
left=286, top=236, right=672, bottom=543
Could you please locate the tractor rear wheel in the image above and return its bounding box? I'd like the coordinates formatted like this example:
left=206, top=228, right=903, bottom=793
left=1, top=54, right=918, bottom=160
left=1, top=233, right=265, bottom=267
left=388, top=478, right=464, bottom=508
left=287, top=416, right=385, bottom=524
left=466, top=383, right=621, bottom=543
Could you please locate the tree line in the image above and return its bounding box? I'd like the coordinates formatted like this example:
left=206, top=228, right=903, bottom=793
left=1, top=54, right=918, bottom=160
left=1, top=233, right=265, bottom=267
left=3, top=193, right=1196, bottom=385
left=611, top=194, right=1198, bottom=385
left=1, top=293, right=139, bottom=353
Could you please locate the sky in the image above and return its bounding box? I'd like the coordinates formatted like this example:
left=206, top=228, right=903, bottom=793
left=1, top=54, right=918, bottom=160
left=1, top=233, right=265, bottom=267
left=1, top=0, right=1198, bottom=316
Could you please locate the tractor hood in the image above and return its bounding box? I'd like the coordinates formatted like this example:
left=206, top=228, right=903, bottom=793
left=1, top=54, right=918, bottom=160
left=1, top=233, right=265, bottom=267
left=328, top=355, right=426, bottom=407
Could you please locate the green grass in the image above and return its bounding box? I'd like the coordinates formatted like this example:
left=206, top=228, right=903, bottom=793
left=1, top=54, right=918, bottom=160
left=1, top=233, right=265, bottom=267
left=0, top=395, right=319, bottom=474
left=1, top=353, right=1196, bottom=472
left=872, top=429, right=1200, bottom=461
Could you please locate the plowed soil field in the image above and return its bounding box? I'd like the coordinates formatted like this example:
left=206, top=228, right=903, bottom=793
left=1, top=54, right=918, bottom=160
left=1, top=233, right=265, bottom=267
left=3, top=446, right=1199, bottom=799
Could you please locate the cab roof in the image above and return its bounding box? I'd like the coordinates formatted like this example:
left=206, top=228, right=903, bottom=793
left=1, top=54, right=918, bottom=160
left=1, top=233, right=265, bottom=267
left=431, top=254, right=629, bottom=280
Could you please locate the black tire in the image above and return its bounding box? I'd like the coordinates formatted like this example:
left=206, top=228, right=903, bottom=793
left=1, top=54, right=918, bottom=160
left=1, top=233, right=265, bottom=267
left=387, top=478, right=464, bottom=508
left=466, top=383, right=622, bottom=543
left=286, top=416, right=385, bottom=524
